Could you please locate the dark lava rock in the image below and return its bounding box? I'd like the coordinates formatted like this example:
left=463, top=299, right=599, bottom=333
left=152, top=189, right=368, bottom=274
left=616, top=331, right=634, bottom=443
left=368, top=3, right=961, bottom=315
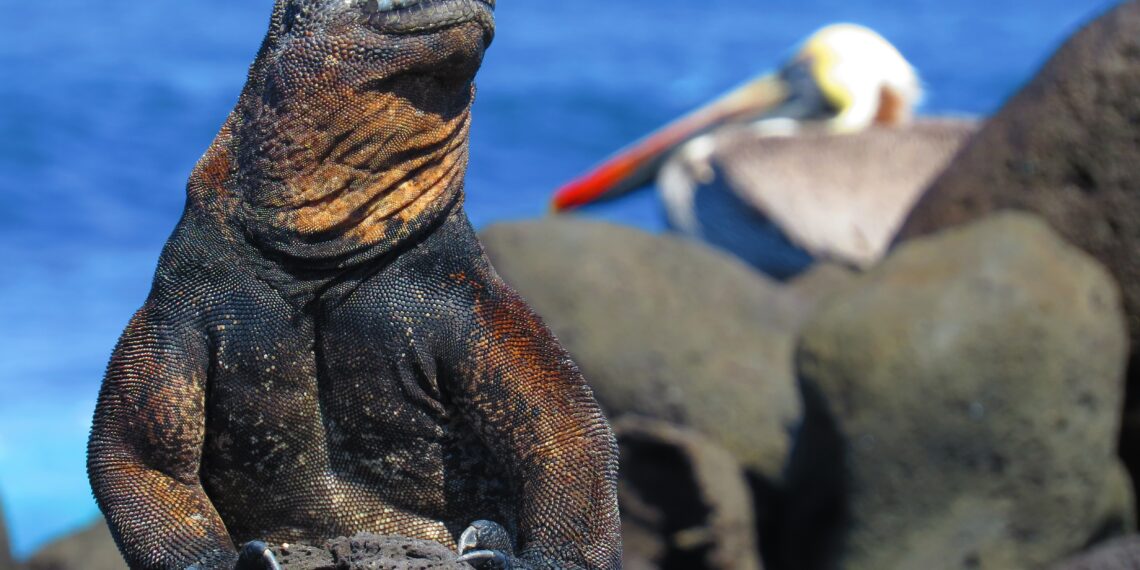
left=481, top=219, right=804, bottom=484
left=1053, top=533, right=1140, bottom=570
left=1052, top=536, right=1140, bottom=570
left=19, top=518, right=471, bottom=570
left=22, top=518, right=125, bottom=570
left=272, top=535, right=471, bottom=570
left=792, top=213, right=1133, bottom=569
left=897, top=1, right=1140, bottom=358
left=615, top=418, right=762, bottom=570
left=783, top=262, right=858, bottom=321
left=271, top=542, right=337, bottom=569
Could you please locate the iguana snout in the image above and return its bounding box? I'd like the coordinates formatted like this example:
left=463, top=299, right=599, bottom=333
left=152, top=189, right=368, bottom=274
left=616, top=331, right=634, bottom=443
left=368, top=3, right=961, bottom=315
left=365, top=0, right=495, bottom=38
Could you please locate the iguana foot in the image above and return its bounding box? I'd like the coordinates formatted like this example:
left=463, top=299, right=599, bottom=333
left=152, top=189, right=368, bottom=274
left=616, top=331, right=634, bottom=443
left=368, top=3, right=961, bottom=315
left=236, top=541, right=283, bottom=570
left=456, top=520, right=513, bottom=569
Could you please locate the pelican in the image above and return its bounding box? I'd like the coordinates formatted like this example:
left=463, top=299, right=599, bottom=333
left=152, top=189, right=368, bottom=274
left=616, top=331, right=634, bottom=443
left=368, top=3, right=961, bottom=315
left=551, top=24, right=977, bottom=278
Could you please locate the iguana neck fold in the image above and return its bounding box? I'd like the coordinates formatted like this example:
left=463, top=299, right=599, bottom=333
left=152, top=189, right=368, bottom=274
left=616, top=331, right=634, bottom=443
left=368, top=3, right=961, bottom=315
left=186, top=2, right=488, bottom=270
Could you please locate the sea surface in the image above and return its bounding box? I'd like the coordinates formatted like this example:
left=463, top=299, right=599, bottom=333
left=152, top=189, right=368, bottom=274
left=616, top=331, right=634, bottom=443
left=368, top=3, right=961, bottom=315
left=0, top=0, right=1115, bottom=557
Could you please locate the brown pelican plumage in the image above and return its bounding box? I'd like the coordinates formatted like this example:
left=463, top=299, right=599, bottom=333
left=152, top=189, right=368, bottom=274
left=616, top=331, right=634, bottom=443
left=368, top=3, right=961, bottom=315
left=551, top=24, right=977, bottom=277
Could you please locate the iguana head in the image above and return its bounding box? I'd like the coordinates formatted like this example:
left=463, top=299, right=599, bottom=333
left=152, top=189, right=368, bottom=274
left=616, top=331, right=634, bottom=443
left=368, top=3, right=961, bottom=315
left=193, top=0, right=495, bottom=265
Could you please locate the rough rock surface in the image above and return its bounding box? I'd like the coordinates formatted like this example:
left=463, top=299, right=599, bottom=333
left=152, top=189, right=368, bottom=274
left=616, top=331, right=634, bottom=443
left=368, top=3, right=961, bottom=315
left=19, top=519, right=473, bottom=570
left=271, top=534, right=471, bottom=570
left=615, top=418, right=762, bottom=570
left=481, top=219, right=804, bottom=483
left=1052, top=536, right=1140, bottom=570
left=783, top=262, right=858, bottom=327
left=23, top=518, right=125, bottom=570
left=793, top=213, right=1133, bottom=570
left=897, top=1, right=1140, bottom=357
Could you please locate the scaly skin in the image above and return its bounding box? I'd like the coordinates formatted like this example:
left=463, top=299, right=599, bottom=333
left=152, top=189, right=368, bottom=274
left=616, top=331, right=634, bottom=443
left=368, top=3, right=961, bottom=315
left=85, top=1, right=621, bottom=569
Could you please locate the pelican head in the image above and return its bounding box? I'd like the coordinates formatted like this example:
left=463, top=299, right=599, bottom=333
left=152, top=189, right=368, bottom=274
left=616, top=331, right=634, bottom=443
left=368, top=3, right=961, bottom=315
left=552, top=23, right=923, bottom=210
left=789, top=23, right=922, bottom=132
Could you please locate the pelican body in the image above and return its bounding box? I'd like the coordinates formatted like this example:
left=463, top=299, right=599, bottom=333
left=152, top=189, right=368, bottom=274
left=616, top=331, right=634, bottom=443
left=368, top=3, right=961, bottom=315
left=553, top=24, right=974, bottom=277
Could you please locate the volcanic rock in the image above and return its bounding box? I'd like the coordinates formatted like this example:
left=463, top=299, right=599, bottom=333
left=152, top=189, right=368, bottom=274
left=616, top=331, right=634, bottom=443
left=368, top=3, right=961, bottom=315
left=272, top=535, right=471, bottom=570
left=23, top=518, right=125, bottom=570
left=783, top=262, right=858, bottom=322
left=897, top=1, right=1140, bottom=358
left=1052, top=536, right=1140, bottom=570
left=19, top=519, right=476, bottom=570
left=792, top=213, right=1134, bottom=569
left=615, top=418, right=762, bottom=570
left=480, top=219, right=804, bottom=484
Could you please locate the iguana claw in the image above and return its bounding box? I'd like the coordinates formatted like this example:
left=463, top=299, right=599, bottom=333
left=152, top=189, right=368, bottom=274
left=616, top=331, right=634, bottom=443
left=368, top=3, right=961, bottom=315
left=456, top=549, right=511, bottom=569
left=235, top=541, right=282, bottom=570
left=457, top=520, right=513, bottom=569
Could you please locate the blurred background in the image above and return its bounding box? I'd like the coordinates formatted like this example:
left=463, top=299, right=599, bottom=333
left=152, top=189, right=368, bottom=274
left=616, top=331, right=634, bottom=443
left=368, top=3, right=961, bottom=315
left=0, top=0, right=1115, bottom=559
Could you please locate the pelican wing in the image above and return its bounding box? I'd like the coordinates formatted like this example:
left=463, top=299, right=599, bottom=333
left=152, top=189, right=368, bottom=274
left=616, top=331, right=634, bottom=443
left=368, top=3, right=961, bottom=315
left=710, top=119, right=978, bottom=268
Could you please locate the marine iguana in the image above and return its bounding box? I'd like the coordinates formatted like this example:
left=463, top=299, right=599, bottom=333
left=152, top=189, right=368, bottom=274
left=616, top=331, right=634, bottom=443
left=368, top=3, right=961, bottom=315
left=85, top=1, right=621, bottom=568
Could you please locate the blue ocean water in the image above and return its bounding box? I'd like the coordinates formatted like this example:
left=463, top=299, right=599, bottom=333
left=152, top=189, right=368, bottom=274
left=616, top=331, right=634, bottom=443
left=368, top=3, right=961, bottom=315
left=0, top=0, right=1114, bottom=557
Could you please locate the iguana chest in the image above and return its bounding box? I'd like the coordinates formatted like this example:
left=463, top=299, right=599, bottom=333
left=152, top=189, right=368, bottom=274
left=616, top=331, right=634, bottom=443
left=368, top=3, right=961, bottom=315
left=197, top=289, right=508, bottom=542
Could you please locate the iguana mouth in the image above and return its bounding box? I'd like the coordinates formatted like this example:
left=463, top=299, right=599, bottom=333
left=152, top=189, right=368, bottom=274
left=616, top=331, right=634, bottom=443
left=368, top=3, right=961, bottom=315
left=364, top=0, right=495, bottom=34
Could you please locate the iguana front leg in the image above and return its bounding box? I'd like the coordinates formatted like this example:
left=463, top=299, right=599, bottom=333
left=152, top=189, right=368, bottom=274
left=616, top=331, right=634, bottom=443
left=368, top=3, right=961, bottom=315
left=444, top=281, right=622, bottom=570
left=87, top=306, right=243, bottom=570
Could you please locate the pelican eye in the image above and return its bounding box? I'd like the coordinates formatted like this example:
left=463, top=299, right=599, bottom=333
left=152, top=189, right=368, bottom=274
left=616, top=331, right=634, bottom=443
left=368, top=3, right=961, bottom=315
left=775, top=57, right=837, bottom=120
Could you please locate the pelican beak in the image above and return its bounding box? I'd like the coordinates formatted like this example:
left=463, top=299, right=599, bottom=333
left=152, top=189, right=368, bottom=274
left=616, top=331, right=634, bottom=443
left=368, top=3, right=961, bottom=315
left=551, top=72, right=794, bottom=212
